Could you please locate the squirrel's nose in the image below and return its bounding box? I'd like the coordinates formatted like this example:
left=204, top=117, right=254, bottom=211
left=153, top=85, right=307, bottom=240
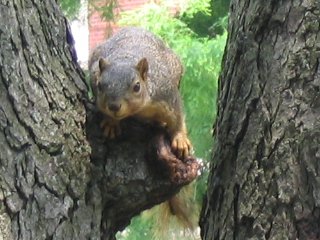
left=108, top=103, right=121, bottom=112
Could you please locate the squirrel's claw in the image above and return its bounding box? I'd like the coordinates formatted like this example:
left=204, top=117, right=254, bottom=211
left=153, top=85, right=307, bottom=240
left=101, top=118, right=121, bottom=139
left=171, top=132, right=192, bottom=159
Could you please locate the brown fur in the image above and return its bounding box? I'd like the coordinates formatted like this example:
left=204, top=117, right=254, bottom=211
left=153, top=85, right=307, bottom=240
left=90, top=27, right=200, bottom=235
left=89, top=27, right=192, bottom=158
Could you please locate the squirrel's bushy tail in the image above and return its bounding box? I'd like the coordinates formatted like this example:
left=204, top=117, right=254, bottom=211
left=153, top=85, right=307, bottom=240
left=168, top=195, right=194, bottom=230
left=153, top=186, right=199, bottom=239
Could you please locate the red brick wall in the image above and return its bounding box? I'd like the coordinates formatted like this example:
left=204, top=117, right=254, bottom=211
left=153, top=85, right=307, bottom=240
left=88, top=0, right=180, bottom=52
left=89, top=0, right=149, bottom=52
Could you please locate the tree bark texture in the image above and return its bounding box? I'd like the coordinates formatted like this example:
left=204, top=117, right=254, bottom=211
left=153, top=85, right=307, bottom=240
left=0, top=1, right=197, bottom=239
left=200, top=0, right=320, bottom=239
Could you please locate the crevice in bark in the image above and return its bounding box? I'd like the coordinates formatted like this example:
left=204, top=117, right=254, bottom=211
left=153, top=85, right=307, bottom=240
left=267, top=133, right=285, bottom=159
left=233, top=183, right=239, bottom=240
left=265, top=219, right=273, bottom=239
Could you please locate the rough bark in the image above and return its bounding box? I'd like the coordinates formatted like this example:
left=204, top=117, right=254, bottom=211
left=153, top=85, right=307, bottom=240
left=0, top=1, right=198, bottom=239
left=200, top=0, right=320, bottom=239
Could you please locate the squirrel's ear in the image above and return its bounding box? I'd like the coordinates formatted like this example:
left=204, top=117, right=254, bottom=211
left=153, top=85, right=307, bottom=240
left=99, top=58, right=110, bottom=72
left=137, top=58, right=148, bottom=81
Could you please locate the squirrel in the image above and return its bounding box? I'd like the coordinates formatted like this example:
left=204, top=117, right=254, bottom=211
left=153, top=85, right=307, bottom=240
left=89, top=27, right=192, bottom=158
left=89, top=27, right=198, bottom=235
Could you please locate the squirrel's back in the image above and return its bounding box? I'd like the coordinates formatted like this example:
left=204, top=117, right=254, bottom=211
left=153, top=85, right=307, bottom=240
left=89, top=27, right=183, bottom=96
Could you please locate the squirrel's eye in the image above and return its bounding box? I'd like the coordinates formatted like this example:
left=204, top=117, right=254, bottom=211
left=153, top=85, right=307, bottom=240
left=133, top=82, right=140, bottom=92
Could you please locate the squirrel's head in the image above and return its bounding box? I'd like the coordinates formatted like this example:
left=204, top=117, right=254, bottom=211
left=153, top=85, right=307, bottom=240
left=95, top=57, right=150, bottom=120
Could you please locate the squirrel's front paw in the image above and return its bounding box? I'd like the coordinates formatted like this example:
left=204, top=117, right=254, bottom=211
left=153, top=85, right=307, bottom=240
left=100, top=118, right=121, bottom=139
left=171, top=132, right=192, bottom=159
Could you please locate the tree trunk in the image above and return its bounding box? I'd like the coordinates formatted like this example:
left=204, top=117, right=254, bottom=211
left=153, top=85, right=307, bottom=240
left=200, top=0, right=320, bottom=239
left=0, top=1, right=196, bottom=239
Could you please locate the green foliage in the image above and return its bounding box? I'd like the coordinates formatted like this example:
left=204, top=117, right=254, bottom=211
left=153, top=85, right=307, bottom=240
left=181, top=33, right=226, bottom=160
left=180, top=0, right=231, bottom=37
left=178, top=0, right=211, bottom=19
left=58, top=0, right=81, bottom=19
left=117, top=213, right=154, bottom=240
